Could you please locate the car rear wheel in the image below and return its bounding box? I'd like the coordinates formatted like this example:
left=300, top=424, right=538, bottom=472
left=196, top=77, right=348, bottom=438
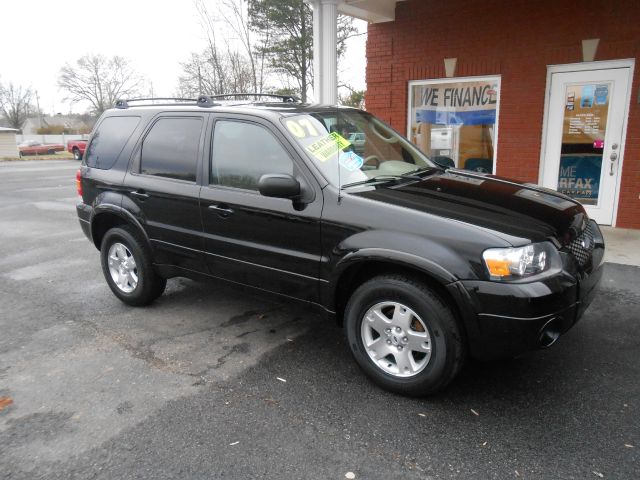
left=100, top=226, right=166, bottom=306
left=344, top=274, right=465, bottom=396
left=73, top=148, right=81, bottom=160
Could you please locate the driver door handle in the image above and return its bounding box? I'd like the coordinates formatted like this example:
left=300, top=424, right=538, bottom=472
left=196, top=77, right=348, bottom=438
left=208, top=204, right=234, bottom=217
left=131, top=190, right=149, bottom=200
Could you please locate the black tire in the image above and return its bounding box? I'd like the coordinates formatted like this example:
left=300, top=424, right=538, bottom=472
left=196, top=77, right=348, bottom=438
left=73, top=148, right=82, bottom=160
left=100, top=226, right=166, bottom=306
left=344, top=274, right=465, bottom=396
left=48, top=149, right=56, bottom=155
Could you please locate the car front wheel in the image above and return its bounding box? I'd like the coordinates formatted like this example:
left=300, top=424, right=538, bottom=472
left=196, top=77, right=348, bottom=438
left=345, top=274, right=465, bottom=396
left=100, top=226, right=166, bottom=306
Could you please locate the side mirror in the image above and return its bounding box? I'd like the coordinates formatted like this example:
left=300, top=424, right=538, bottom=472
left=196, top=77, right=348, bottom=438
left=258, top=173, right=301, bottom=199
left=431, top=156, right=455, bottom=169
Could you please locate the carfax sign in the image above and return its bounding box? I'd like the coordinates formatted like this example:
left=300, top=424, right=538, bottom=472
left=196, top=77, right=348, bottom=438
left=557, top=155, right=602, bottom=204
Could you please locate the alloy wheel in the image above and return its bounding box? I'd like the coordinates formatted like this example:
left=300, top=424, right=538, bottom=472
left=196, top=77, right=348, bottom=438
left=107, top=242, right=138, bottom=293
left=360, top=301, right=432, bottom=377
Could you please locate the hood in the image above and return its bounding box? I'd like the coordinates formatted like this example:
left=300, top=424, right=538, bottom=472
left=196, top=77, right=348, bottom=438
left=353, top=170, right=587, bottom=246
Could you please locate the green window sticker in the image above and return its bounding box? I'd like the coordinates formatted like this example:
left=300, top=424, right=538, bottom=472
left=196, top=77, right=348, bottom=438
left=305, top=132, right=351, bottom=162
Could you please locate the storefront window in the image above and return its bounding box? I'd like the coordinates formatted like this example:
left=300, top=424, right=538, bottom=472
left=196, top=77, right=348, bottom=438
left=408, top=77, right=500, bottom=173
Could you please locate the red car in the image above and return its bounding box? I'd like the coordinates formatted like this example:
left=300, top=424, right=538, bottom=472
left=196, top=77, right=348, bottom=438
left=18, top=140, right=65, bottom=157
left=67, top=139, right=88, bottom=160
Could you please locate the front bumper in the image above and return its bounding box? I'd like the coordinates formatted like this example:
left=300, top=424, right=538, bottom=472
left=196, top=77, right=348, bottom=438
left=451, top=221, right=605, bottom=360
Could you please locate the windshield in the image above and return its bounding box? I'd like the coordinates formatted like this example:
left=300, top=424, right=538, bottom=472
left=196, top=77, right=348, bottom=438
left=281, top=110, right=437, bottom=187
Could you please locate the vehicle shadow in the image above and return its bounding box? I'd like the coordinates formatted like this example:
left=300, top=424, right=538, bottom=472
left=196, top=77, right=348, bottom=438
left=152, top=275, right=610, bottom=409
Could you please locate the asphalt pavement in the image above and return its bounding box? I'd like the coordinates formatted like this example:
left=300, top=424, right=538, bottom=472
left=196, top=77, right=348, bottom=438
left=0, top=160, right=638, bottom=479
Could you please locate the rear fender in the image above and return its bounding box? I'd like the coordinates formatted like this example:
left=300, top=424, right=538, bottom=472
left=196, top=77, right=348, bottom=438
left=90, top=194, right=151, bottom=251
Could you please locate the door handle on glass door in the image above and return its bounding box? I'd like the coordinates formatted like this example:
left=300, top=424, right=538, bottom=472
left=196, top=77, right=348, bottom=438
left=610, top=152, right=618, bottom=175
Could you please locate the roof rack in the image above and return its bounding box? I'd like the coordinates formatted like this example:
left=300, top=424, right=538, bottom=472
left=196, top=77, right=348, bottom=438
left=114, top=93, right=300, bottom=110
left=203, top=93, right=301, bottom=103
left=114, top=97, right=220, bottom=109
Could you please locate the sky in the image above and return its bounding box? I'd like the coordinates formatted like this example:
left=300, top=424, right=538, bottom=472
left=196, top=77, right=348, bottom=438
left=0, top=0, right=367, bottom=115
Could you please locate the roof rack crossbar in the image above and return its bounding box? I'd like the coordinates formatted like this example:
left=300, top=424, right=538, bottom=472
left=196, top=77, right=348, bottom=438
left=114, top=93, right=299, bottom=110
left=115, top=97, right=219, bottom=109
left=203, top=93, right=300, bottom=103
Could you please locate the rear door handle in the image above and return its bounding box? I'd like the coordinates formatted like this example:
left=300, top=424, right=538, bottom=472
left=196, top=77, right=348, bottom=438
left=208, top=204, right=234, bottom=217
left=131, top=190, right=149, bottom=200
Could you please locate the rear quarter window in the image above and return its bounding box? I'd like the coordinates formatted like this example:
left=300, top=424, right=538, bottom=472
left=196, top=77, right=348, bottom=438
left=85, top=116, right=140, bottom=169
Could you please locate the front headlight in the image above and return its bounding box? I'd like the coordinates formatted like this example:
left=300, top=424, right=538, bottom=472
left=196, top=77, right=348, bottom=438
left=482, top=242, right=559, bottom=280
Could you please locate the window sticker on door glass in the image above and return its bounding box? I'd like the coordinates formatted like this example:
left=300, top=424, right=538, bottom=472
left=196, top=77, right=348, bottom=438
left=305, top=132, right=351, bottom=162
left=580, top=85, right=595, bottom=108
left=339, top=150, right=364, bottom=172
left=566, top=92, right=575, bottom=111
left=595, top=84, right=609, bottom=105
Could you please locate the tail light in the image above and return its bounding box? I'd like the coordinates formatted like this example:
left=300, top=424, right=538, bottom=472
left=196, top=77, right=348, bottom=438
left=76, top=169, right=83, bottom=197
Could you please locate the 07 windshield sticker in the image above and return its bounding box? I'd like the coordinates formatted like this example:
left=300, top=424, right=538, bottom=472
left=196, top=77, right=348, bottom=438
left=305, top=132, right=351, bottom=163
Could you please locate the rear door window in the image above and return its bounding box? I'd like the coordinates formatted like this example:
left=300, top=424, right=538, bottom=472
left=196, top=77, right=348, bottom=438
left=85, top=116, right=140, bottom=169
left=140, top=117, right=203, bottom=182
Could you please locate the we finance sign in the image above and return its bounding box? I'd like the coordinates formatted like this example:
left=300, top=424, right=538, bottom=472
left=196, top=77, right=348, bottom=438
left=412, top=80, right=499, bottom=126
left=417, top=81, right=498, bottom=110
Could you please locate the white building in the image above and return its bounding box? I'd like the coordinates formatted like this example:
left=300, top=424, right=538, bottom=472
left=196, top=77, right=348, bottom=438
left=0, top=127, right=19, bottom=158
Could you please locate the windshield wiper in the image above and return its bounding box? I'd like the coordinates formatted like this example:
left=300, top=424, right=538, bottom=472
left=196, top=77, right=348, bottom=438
left=342, top=174, right=422, bottom=189
left=403, top=166, right=441, bottom=177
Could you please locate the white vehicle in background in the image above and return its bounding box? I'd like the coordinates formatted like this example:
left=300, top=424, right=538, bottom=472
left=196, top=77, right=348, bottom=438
left=348, top=132, right=365, bottom=153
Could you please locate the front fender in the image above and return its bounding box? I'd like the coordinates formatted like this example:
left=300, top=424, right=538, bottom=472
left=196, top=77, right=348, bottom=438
left=333, top=247, right=457, bottom=285
left=322, top=232, right=484, bottom=346
left=330, top=229, right=479, bottom=282
left=321, top=229, right=481, bottom=313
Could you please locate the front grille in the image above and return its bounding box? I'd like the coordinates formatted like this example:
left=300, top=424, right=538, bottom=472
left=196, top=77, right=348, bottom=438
left=567, top=222, right=594, bottom=267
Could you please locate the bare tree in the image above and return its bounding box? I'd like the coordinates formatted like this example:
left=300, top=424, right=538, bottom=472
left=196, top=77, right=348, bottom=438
left=176, top=49, right=254, bottom=97
left=339, top=84, right=365, bottom=109
left=220, top=0, right=269, bottom=93
left=58, top=55, right=143, bottom=115
left=194, top=0, right=269, bottom=94
left=0, top=81, right=34, bottom=131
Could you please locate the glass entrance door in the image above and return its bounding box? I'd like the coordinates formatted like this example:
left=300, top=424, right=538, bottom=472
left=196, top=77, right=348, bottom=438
left=541, top=65, right=632, bottom=224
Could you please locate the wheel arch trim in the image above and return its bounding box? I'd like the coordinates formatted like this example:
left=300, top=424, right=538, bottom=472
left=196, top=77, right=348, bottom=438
left=326, top=251, right=481, bottom=358
left=324, top=248, right=458, bottom=316
left=90, top=203, right=151, bottom=251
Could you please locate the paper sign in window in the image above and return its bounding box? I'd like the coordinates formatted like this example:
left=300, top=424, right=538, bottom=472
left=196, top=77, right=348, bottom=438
left=305, top=132, right=351, bottom=163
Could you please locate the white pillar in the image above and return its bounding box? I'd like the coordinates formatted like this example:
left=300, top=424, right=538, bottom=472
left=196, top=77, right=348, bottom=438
left=311, top=0, right=322, bottom=102
left=309, top=0, right=339, bottom=105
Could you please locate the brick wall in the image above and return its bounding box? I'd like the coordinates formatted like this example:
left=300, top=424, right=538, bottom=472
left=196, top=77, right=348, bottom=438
left=366, top=0, right=640, bottom=228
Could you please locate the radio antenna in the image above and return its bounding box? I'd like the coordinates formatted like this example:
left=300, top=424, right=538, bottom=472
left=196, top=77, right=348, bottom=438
left=337, top=107, right=343, bottom=204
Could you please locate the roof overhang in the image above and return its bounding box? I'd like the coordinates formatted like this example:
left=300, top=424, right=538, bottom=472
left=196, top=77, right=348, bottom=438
left=338, top=0, right=405, bottom=23
left=0, top=127, right=18, bottom=132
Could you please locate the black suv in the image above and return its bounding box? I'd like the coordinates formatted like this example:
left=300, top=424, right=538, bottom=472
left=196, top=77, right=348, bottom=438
left=76, top=95, right=604, bottom=396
